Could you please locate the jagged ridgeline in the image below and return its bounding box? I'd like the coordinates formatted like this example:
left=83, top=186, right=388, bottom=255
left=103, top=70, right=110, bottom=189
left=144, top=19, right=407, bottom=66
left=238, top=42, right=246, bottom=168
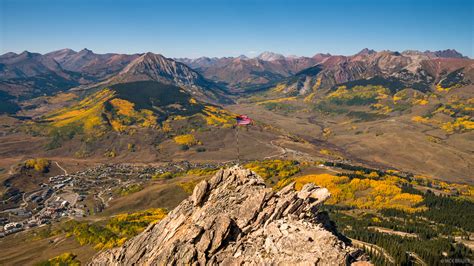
left=31, top=81, right=234, bottom=140
left=91, top=166, right=368, bottom=265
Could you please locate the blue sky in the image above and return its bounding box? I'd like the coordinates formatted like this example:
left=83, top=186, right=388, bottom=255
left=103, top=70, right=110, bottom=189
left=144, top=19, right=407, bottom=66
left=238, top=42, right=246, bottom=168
left=0, top=0, right=472, bottom=58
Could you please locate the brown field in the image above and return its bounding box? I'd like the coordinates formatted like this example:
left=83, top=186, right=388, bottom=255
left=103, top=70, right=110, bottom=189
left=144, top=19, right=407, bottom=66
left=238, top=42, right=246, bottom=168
left=99, top=176, right=196, bottom=216
left=228, top=103, right=474, bottom=184
left=0, top=229, right=96, bottom=265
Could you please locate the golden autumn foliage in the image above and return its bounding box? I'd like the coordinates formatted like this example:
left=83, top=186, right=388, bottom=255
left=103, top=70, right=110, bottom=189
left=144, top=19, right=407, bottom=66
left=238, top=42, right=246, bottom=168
left=319, top=149, right=343, bottom=160
left=436, top=84, right=449, bottom=92
left=327, top=85, right=390, bottom=105
left=61, top=208, right=167, bottom=250
left=245, top=160, right=300, bottom=180
left=162, top=120, right=173, bottom=133
left=106, top=208, right=167, bottom=236
left=313, top=77, right=322, bottom=90
left=406, top=91, right=430, bottom=106
left=303, top=78, right=322, bottom=103
left=108, top=98, right=158, bottom=132
left=441, top=116, right=474, bottom=133
left=276, top=173, right=425, bottom=213
left=136, top=109, right=158, bottom=128
left=116, top=184, right=142, bottom=196
left=411, top=116, right=431, bottom=124
left=435, top=105, right=456, bottom=116
left=271, top=83, right=287, bottom=93
left=411, top=175, right=474, bottom=197
left=110, top=98, right=135, bottom=116
left=322, top=127, right=332, bottom=138
left=436, top=83, right=462, bottom=92
left=49, top=89, right=113, bottom=123
left=304, top=93, right=316, bottom=103
left=257, top=97, right=297, bottom=105
left=201, top=105, right=235, bottom=128
left=413, top=98, right=429, bottom=105
left=392, top=95, right=403, bottom=103
left=178, top=179, right=201, bottom=194
left=44, top=89, right=159, bottom=137
left=24, top=158, right=50, bottom=173
left=370, top=103, right=384, bottom=109
left=104, top=148, right=117, bottom=158
left=392, top=89, right=429, bottom=105
left=434, top=97, right=473, bottom=117
left=410, top=97, right=473, bottom=134
left=110, top=120, right=126, bottom=132
left=173, top=134, right=199, bottom=146
left=186, top=168, right=219, bottom=176
left=37, top=252, right=80, bottom=266
left=319, top=149, right=331, bottom=156
left=419, top=97, right=474, bottom=134
left=152, top=171, right=174, bottom=180
left=371, top=103, right=393, bottom=114
left=46, top=89, right=115, bottom=136
left=435, top=83, right=462, bottom=93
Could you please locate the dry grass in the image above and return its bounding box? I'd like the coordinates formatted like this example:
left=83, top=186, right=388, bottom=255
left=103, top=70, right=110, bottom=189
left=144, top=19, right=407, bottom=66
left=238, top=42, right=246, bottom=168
left=0, top=231, right=96, bottom=265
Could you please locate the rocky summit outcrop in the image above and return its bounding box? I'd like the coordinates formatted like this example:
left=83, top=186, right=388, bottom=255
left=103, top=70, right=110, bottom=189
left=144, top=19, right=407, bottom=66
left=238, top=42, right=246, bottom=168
left=90, top=166, right=368, bottom=265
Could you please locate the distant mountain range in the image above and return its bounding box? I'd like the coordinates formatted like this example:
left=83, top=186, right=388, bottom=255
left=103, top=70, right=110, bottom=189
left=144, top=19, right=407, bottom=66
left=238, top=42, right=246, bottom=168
left=0, top=51, right=83, bottom=98
left=176, top=49, right=472, bottom=93
left=45, top=48, right=140, bottom=80
left=0, top=48, right=472, bottom=106
left=176, top=52, right=329, bottom=91
left=0, top=49, right=227, bottom=104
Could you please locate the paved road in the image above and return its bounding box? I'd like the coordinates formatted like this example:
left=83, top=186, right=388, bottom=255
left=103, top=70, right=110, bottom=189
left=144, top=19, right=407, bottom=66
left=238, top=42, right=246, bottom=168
left=407, top=251, right=427, bottom=266
left=350, top=238, right=395, bottom=264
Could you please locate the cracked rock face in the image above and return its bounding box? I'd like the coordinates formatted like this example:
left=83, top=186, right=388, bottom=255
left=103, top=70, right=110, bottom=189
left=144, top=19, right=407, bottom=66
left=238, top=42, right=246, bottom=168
left=90, top=165, right=367, bottom=265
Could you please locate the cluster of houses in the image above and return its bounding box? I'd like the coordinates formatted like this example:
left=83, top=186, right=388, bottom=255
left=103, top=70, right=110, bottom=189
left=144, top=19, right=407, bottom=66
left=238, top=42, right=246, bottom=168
left=1, top=161, right=232, bottom=238
left=0, top=173, right=77, bottom=237
left=0, top=195, right=87, bottom=238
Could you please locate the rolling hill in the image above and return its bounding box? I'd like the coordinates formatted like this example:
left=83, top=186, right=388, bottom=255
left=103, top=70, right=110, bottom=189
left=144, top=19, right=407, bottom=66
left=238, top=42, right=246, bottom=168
left=97, top=53, right=229, bottom=104
left=39, top=81, right=231, bottom=135
left=17, top=80, right=237, bottom=159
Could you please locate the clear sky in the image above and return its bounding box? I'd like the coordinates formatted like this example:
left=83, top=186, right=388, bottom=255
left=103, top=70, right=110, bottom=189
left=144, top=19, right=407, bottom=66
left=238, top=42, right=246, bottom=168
left=0, top=0, right=472, bottom=58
